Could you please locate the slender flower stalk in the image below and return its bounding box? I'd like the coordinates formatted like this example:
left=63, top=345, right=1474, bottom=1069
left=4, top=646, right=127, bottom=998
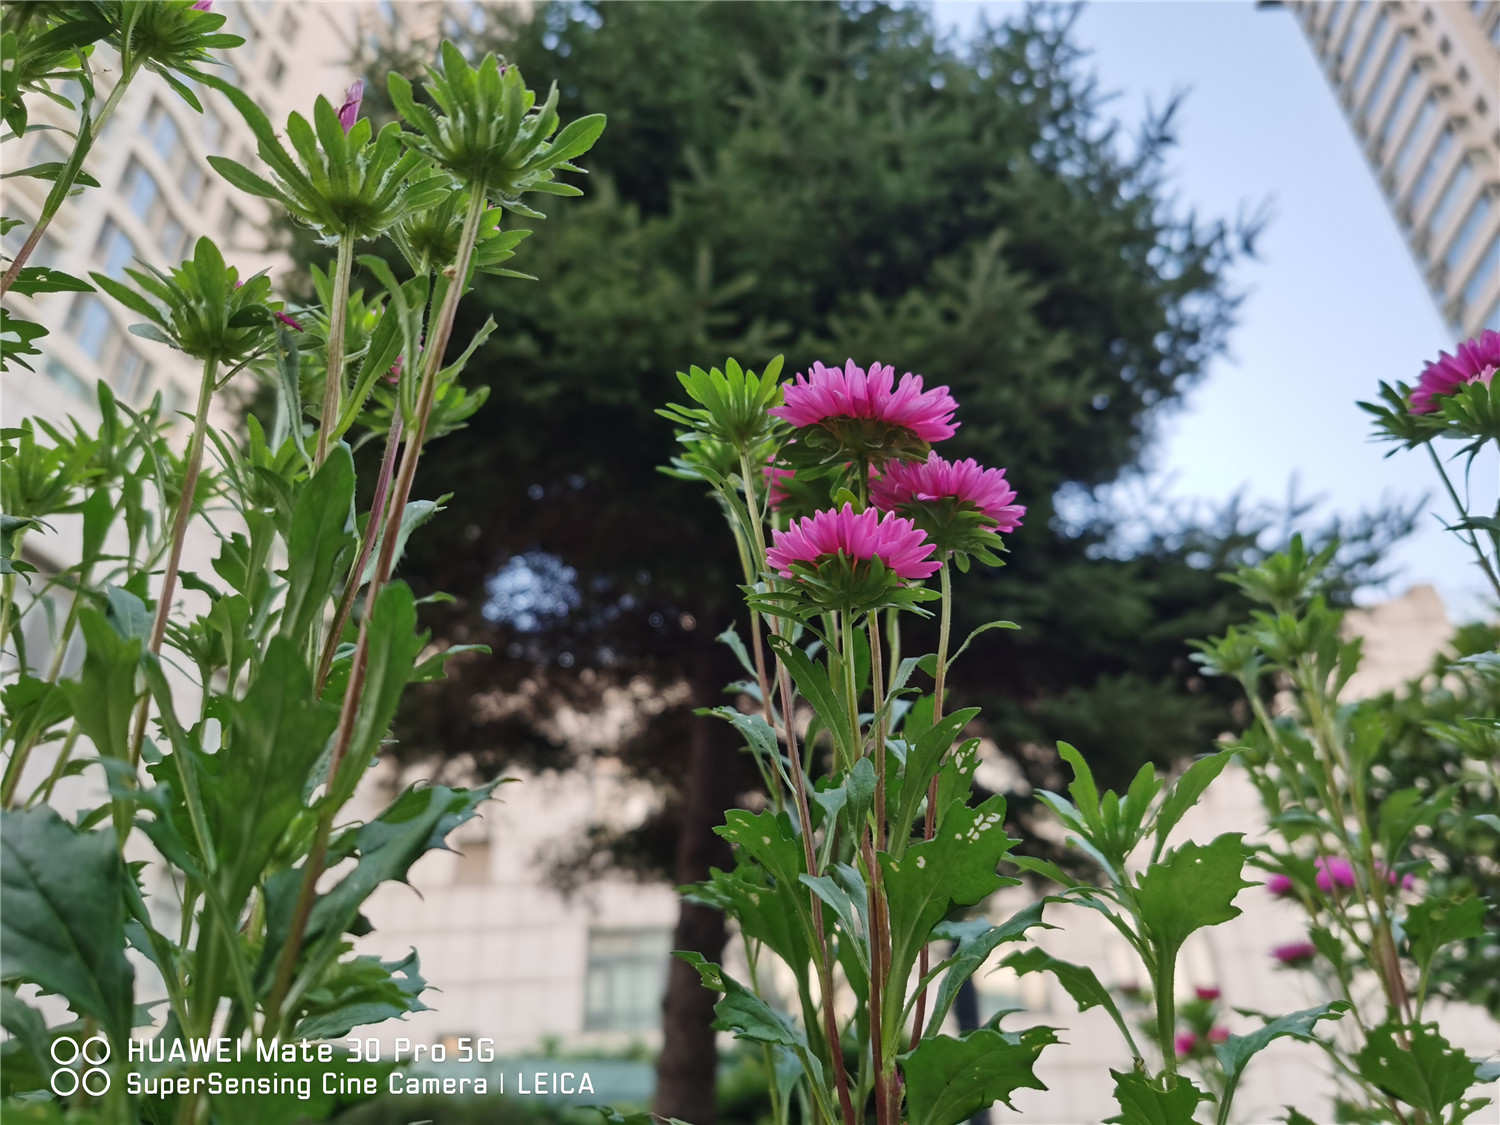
left=1425, top=444, right=1500, bottom=601
left=313, top=235, right=357, bottom=468
left=315, top=412, right=404, bottom=692
left=908, top=557, right=951, bottom=1048
left=127, top=356, right=220, bottom=769
left=1, top=69, right=137, bottom=296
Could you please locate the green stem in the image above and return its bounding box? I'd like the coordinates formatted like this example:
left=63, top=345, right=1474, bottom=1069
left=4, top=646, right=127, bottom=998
left=126, top=355, right=219, bottom=770
left=313, top=235, right=357, bottom=469
left=1425, top=442, right=1500, bottom=602
left=908, top=558, right=951, bottom=1048
left=1, top=64, right=135, bottom=296
left=1155, top=947, right=1177, bottom=1079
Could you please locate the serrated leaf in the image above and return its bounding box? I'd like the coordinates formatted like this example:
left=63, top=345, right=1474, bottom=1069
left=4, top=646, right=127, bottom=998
left=1354, top=1021, right=1487, bottom=1122
left=902, top=1025, right=1056, bottom=1125
left=1214, top=1003, right=1347, bottom=1125
left=1135, top=833, right=1251, bottom=960
left=0, top=807, right=135, bottom=1044
left=1105, top=1071, right=1204, bottom=1125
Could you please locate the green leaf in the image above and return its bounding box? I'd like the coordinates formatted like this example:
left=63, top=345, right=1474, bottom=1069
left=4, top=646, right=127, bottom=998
left=1134, top=833, right=1251, bottom=960
left=7, top=266, right=93, bottom=296
left=206, top=635, right=339, bottom=915
left=1354, top=1021, right=1488, bottom=1123
left=292, top=949, right=429, bottom=1040
left=279, top=444, right=355, bottom=646
left=883, top=794, right=1019, bottom=993
left=1152, top=748, right=1234, bottom=855
left=1056, top=741, right=1100, bottom=827
left=1405, top=895, right=1487, bottom=975
left=58, top=609, right=142, bottom=761
left=674, top=951, right=828, bottom=1095
left=1001, top=945, right=1137, bottom=1054
left=902, top=1025, right=1057, bottom=1125
left=0, top=807, right=135, bottom=1044
left=769, top=635, right=856, bottom=765
left=1214, top=1003, right=1347, bottom=1125
left=1104, top=1071, right=1205, bottom=1125
left=925, top=901, right=1049, bottom=1034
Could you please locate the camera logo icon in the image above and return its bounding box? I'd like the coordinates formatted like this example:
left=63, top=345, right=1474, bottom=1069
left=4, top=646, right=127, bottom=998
left=49, top=1034, right=111, bottom=1096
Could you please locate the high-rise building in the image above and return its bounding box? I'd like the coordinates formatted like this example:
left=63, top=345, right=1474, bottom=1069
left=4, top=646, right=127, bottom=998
left=0, top=1, right=358, bottom=439
left=1276, top=0, right=1500, bottom=337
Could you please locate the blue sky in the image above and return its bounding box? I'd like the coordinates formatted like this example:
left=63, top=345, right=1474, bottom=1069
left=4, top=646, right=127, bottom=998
left=933, top=0, right=1495, bottom=620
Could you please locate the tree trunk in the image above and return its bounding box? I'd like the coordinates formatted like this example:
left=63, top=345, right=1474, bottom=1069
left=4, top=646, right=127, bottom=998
left=652, top=664, right=740, bottom=1124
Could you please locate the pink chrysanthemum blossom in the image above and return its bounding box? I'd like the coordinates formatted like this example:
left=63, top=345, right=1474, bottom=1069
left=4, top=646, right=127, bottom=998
left=870, top=453, right=1025, bottom=533
left=766, top=503, right=939, bottom=581
left=1271, top=941, right=1318, bottom=966
left=1208, top=1026, right=1230, bottom=1044
left=1265, top=872, right=1294, bottom=897
left=1195, top=986, right=1221, bottom=1002
left=771, top=360, right=959, bottom=444
left=1377, top=861, right=1417, bottom=891
left=1410, top=330, right=1500, bottom=414
left=192, top=1, right=212, bottom=10
left=1174, top=1032, right=1198, bottom=1057
left=337, top=80, right=365, bottom=133
left=1314, top=855, right=1357, bottom=894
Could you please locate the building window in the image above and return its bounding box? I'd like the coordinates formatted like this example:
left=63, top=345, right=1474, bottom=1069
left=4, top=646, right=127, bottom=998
left=45, top=358, right=89, bottom=400
left=1359, top=30, right=1408, bottom=126
left=1442, top=192, right=1495, bottom=277
left=115, top=346, right=151, bottom=400
left=120, top=158, right=192, bottom=259
left=1347, top=7, right=1388, bottom=94
left=1406, top=126, right=1454, bottom=211
left=144, top=100, right=209, bottom=203
left=1457, top=232, right=1499, bottom=317
left=583, top=929, right=670, bottom=1032
left=266, top=54, right=285, bottom=86
left=66, top=294, right=115, bottom=363
left=1426, top=157, right=1475, bottom=240
left=1375, top=65, right=1423, bottom=157
left=1333, top=1, right=1369, bottom=69
left=94, top=217, right=140, bottom=277
left=1482, top=295, right=1500, bottom=332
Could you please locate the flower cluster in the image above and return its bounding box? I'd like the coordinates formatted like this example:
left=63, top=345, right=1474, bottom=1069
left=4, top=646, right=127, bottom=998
left=763, top=359, right=1021, bottom=600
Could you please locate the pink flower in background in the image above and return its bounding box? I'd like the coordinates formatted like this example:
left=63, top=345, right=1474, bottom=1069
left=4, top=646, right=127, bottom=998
left=771, top=359, right=959, bottom=444
left=1265, top=872, right=1294, bottom=897
left=1208, top=1026, right=1230, bottom=1044
left=1194, top=986, right=1221, bottom=1002
left=1314, top=856, right=1357, bottom=893
left=1410, top=330, right=1500, bottom=414
left=233, top=279, right=302, bottom=331
left=1378, top=862, right=1418, bottom=891
left=337, top=79, right=365, bottom=133
left=1174, top=1032, right=1198, bottom=1057
left=1272, top=941, right=1318, bottom=966
left=869, top=453, right=1025, bottom=532
left=764, top=462, right=795, bottom=509
left=766, top=503, right=939, bottom=581
left=192, top=1, right=212, bottom=10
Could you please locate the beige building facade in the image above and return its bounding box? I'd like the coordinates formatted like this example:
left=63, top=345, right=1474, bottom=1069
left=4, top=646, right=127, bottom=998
left=1279, top=0, right=1500, bottom=337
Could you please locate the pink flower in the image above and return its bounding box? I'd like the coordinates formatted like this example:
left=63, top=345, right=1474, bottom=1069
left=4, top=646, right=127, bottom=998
left=1194, top=987, right=1221, bottom=1002
left=1314, top=856, right=1357, bottom=894
left=192, top=1, right=212, bottom=10
left=771, top=359, right=959, bottom=444
left=1272, top=941, right=1318, bottom=966
left=764, top=462, right=795, bottom=509
left=1378, top=862, right=1417, bottom=891
left=869, top=453, right=1025, bottom=533
left=1265, top=872, right=1294, bottom=897
left=766, top=503, right=939, bottom=581
left=1410, top=330, right=1500, bottom=414
left=337, top=79, right=365, bottom=133
left=1174, top=1032, right=1198, bottom=1057
left=233, top=279, right=302, bottom=331
left=1208, top=1026, right=1230, bottom=1044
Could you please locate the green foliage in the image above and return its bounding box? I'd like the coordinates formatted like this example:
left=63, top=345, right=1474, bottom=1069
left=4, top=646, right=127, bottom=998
left=0, top=807, right=135, bottom=1044
left=1104, top=1071, right=1204, bottom=1125
left=1354, top=1022, right=1492, bottom=1125
left=208, top=83, right=449, bottom=244
left=91, top=237, right=281, bottom=363
left=900, top=1026, right=1056, bottom=1125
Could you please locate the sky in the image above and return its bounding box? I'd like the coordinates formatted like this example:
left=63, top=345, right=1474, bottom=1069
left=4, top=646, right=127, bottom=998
left=933, top=0, right=1496, bottom=621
